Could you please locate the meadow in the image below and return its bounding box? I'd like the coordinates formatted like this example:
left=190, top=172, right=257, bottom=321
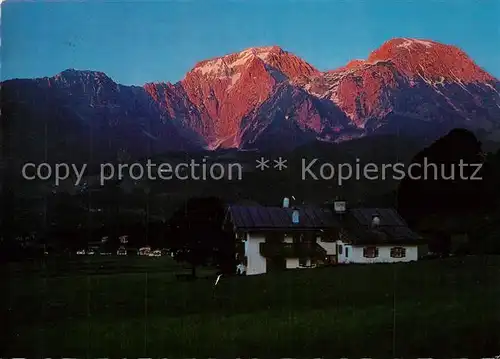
left=2, top=255, right=499, bottom=357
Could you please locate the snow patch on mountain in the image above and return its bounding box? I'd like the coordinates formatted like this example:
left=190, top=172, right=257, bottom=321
left=397, top=38, right=434, bottom=49
left=194, top=46, right=275, bottom=77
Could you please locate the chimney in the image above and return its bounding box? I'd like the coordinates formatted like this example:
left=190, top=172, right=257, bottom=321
left=371, top=215, right=380, bottom=227
left=333, top=200, right=346, bottom=213
left=292, top=208, right=299, bottom=224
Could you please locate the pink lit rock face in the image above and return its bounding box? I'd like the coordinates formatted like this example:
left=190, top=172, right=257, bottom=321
left=3, top=38, right=500, bottom=161
left=313, top=38, right=499, bottom=132
left=144, top=46, right=325, bottom=149
left=145, top=38, right=500, bottom=150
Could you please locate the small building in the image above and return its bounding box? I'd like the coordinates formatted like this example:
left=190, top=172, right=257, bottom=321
left=224, top=202, right=422, bottom=275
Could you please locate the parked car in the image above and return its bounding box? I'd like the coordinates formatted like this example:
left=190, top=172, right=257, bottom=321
left=149, top=250, right=162, bottom=257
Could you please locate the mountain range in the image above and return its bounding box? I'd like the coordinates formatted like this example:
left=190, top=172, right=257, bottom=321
left=2, top=37, right=500, bottom=164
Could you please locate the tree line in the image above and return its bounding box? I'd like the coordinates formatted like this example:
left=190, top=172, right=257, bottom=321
left=2, top=128, right=500, bottom=266
left=397, top=128, right=500, bottom=255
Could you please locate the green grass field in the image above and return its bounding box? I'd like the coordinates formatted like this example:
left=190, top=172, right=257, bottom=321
left=2, top=255, right=500, bottom=357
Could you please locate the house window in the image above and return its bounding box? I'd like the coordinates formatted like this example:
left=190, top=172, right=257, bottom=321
left=363, top=246, right=379, bottom=258
left=337, top=244, right=343, bottom=255
left=390, top=247, right=406, bottom=258
left=345, top=247, right=349, bottom=258
left=299, top=257, right=308, bottom=266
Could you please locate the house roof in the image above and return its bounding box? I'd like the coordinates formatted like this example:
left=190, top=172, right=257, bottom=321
left=342, top=224, right=422, bottom=245
left=227, top=205, right=339, bottom=231
left=226, top=204, right=422, bottom=244
left=340, top=208, right=423, bottom=245
left=347, top=208, right=407, bottom=227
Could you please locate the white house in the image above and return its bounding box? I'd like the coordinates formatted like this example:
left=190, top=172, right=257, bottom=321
left=225, top=202, right=421, bottom=275
left=225, top=204, right=340, bottom=275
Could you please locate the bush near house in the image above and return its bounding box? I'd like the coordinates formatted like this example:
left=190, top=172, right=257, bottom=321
left=2, top=255, right=499, bottom=357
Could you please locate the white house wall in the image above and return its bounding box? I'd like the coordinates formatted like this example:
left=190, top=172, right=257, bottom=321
left=284, top=235, right=313, bottom=268
left=286, top=258, right=300, bottom=269
left=336, top=240, right=353, bottom=264
left=317, top=239, right=337, bottom=255
left=243, top=233, right=418, bottom=275
left=245, top=233, right=266, bottom=275
left=336, top=240, right=418, bottom=264
left=285, top=257, right=312, bottom=269
left=244, top=233, right=311, bottom=275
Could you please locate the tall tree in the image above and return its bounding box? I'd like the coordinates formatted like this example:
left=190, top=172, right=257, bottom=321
left=168, top=197, right=234, bottom=277
left=397, top=129, right=498, bottom=254
left=397, top=128, right=488, bottom=226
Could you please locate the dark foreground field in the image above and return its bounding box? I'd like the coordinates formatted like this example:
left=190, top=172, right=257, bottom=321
left=2, top=256, right=499, bottom=357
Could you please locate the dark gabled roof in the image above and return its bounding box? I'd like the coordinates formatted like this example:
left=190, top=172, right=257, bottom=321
left=227, top=205, right=339, bottom=231
left=226, top=205, right=422, bottom=244
left=347, top=208, right=407, bottom=227
left=340, top=207, right=423, bottom=245
left=343, top=224, right=422, bottom=245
